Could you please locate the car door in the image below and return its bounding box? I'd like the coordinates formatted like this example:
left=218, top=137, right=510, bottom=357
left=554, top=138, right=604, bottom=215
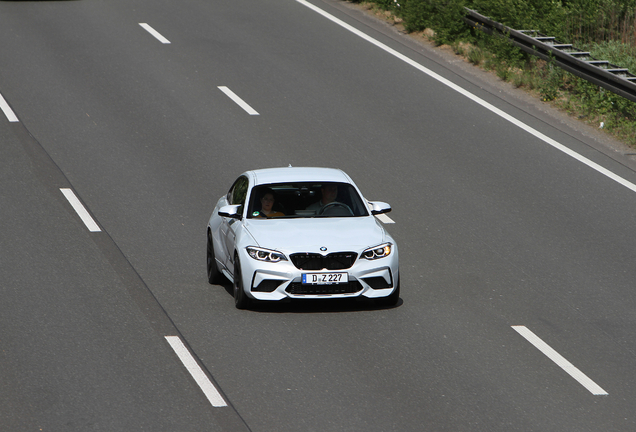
left=220, top=175, right=249, bottom=270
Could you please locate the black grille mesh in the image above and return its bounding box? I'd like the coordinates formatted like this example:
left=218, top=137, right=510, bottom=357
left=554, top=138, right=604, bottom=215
left=289, top=252, right=357, bottom=270
left=286, top=281, right=362, bottom=295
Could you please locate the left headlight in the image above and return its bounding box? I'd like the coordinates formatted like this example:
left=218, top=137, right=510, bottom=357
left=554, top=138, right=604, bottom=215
left=362, top=243, right=392, bottom=260
left=246, top=246, right=288, bottom=263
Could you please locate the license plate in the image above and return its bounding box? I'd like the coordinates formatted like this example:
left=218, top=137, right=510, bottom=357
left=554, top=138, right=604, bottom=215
left=302, top=272, right=348, bottom=285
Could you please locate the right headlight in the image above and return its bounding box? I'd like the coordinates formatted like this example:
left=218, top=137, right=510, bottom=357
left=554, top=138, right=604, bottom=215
left=362, top=243, right=392, bottom=260
left=246, top=246, right=287, bottom=263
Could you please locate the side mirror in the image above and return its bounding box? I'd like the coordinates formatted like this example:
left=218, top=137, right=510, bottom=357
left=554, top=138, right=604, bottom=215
left=368, top=201, right=392, bottom=215
left=218, top=204, right=242, bottom=219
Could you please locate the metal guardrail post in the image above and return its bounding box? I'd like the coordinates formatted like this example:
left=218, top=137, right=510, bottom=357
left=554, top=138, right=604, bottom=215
left=463, top=8, right=636, bottom=103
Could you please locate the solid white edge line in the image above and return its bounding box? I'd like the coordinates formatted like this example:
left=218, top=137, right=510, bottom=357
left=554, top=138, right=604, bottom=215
left=295, top=0, right=636, bottom=195
left=139, top=23, right=171, bottom=44
left=218, top=86, right=260, bottom=115
left=0, top=92, right=18, bottom=122
left=512, top=326, right=608, bottom=396
left=60, top=188, right=101, bottom=232
left=375, top=213, right=395, bottom=224
left=165, top=336, right=228, bottom=407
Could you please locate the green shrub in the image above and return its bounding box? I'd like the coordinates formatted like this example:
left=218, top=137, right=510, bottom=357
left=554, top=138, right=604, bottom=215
left=562, top=0, right=636, bottom=44
left=375, top=0, right=397, bottom=9
left=467, top=45, right=485, bottom=65
left=399, top=0, right=434, bottom=32
left=496, top=65, right=513, bottom=81
left=584, top=40, right=636, bottom=72
left=479, top=30, right=525, bottom=66
left=399, top=0, right=469, bottom=44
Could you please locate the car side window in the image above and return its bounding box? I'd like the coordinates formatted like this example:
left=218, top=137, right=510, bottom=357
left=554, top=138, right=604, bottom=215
left=228, top=176, right=249, bottom=207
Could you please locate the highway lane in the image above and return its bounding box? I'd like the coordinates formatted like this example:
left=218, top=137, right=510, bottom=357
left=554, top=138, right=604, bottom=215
left=0, top=121, right=251, bottom=430
left=2, top=0, right=636, bottom=430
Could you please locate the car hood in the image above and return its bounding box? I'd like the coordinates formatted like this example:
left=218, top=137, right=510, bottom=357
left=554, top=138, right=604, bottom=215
left=243, top=217, right=386, bottom=253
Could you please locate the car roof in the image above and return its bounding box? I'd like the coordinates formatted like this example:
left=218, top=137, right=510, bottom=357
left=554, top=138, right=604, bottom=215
left=249, top=167, right=353, bottom=185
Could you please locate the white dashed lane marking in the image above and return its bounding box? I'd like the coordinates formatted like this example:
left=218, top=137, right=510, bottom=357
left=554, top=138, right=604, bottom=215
left=375, top=213, right=394, bottom=224
left=60, top=188, right=101, bottom=232
left=139, top=23, right=171, bottom=44
left=512, top=326, right=608, bottom=396
left=218, top=86, right=260, bottom=115
left=0, top=92, right=18, bottom=122
left=165, top=336, right=228, bottom=407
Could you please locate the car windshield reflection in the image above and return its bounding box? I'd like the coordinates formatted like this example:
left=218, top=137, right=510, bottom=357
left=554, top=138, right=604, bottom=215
left=247, top=182, right=369, bottom=219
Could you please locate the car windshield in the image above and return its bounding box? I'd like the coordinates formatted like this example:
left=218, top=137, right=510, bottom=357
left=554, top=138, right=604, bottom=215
left=247, top=182, right=370, bottom=218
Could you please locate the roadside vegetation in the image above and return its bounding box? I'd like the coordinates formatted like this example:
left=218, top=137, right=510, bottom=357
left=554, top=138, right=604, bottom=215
left=350, top=0, right=636, bottom=147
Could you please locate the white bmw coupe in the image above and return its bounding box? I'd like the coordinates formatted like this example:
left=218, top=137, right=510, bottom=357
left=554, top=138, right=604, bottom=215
left=207, top=167, right=399, bottom=309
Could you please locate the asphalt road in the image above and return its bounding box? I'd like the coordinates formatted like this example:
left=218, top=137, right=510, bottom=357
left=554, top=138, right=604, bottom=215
left=3, top=0, right=636, bottom=431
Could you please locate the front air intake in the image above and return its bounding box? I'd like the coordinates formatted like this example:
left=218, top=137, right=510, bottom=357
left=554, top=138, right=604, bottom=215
left=286, top=281, right=362, bottom=295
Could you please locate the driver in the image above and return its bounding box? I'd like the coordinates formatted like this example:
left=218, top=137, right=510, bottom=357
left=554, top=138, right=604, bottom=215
left=306, top=184, right=339, bottom=212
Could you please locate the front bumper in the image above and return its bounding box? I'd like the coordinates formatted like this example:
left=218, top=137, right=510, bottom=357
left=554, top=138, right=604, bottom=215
left=237, top=247, right=399, bottom=301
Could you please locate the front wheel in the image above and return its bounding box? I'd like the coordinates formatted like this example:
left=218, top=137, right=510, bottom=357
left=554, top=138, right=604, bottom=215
left=233, top=255, right=250, bottom=309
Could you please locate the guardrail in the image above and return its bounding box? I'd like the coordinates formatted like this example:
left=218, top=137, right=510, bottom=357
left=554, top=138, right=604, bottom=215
left=463, top=8, right=636, bottom=103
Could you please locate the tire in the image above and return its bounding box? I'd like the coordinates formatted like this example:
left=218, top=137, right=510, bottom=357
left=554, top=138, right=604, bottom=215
left=376, top=277, right=400, bottom=307
left=207, top=232, right=223, bottom=284
left=233, top=255, right=250, bottom=309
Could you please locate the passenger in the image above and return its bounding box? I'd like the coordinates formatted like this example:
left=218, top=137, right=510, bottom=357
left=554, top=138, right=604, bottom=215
left=255, top=188, right=285, bottom=218
left=306, top=184, right=338, bottom=212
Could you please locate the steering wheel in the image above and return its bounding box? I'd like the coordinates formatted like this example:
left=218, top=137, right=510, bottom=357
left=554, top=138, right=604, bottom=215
left=318, top=202, right=353, bottom=216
